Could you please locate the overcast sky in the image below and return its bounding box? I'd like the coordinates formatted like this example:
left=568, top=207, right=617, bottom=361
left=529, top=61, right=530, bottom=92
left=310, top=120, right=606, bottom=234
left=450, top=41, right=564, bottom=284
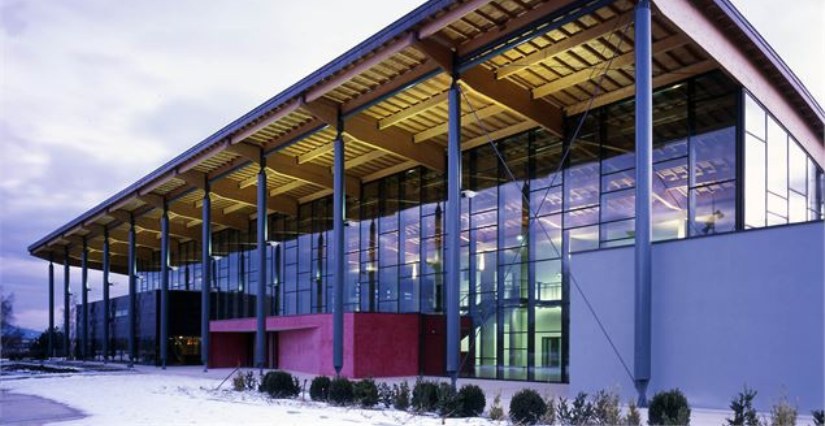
left=1, top=0, right=822, bottom=330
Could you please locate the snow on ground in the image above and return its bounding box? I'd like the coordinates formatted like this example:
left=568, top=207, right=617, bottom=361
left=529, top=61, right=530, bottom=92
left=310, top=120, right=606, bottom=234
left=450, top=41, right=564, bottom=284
left=2, top=370, right=497, bottom=426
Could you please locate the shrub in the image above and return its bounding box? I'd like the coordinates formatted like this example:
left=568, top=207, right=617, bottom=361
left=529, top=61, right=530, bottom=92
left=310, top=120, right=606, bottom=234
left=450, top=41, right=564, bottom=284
left=259, top=371, right=300, bottom=398
left=769, top=395, right=796, bottom=426
left=557, top=392, right=594, bottom=425
left=593, top=389, right=621, bottom=425
left=231, top=370, right=257, bottom=392
left=812, top=410, right=824, bottom=426
left=726, top=386, right=760, bottom=426
left=509, top=389, right=547, bottom=425
left=328, top=377, right=354, bottom=406
left=412, top=378, right=440, bottom=412
left=377, top=382, right=394, bottom=408
left=457, top=384, right=486, bottom=417
left=625, top=399, right=642, bottom=426
left=436, top=382, right=460, bottom=417
left=541, top=397, right=556, bottom=425
left=353, top=378, right=379, bottom=408
left=648, top=389, right=691, bottom=425
left=489, top=391, right=504, bottom=421
left=309, top=376, right=331, bottom=402
left=393, top=381, right=411, bottom=411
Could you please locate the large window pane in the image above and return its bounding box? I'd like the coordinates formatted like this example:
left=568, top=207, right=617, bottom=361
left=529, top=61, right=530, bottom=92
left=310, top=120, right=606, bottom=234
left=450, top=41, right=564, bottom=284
left=788, top=138, right=807, bottom=194
left=766, top=116, right=788, bottom=196
left=745, top=93, right=765, bottom=140
left=745, top=134, right=766, bottom=228
left=690, top=182, right=736, bottom=236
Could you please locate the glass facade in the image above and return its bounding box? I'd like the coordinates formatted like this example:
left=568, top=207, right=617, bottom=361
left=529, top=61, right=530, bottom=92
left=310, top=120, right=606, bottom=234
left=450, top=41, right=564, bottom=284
left=128, top=71, right=824, bottom=380
left=743, top=91, right=824, bottom=227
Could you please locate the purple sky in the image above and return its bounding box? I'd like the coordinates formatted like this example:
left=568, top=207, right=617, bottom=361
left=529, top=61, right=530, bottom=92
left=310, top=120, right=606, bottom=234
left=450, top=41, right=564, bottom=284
left=1, top=0, right=822, bottom=331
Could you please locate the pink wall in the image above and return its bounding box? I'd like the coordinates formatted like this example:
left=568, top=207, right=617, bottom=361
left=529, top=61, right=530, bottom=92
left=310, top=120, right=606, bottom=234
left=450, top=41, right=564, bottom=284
left=210, top=313, right=421, bottom=378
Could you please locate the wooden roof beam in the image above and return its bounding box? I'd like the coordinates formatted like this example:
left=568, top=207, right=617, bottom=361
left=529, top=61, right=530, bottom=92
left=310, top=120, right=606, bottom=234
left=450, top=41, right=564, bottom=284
left=531, top=34, right=690, bottom=99
left=414, top=38, right=564, bottom=137
left=378, top=91, right=449, bottom=130
left=303, top=98, right=445, bottom=172
left=496, top=11, right=634, bottom=80
left=232, top=100, right=301, bottom=144
left=178, top=170, right=298, bottom=217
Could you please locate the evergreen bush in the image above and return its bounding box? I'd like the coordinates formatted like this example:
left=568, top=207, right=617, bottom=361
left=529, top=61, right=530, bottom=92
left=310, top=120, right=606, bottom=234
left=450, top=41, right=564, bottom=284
left=411, top=378, right=439, bottom=412
left=648, top=389, right=691, bottom=425
left=393, top=381, right=411, bottom=411
left=457, top=384, right=486, bottom=417
left=509, top=389, right=547, bottom=425
left=258, top=371, right=300, bottom=398
left=309, top=376, right=331, bottom=402
left=726, top=386, right=760, bottom=426
left=436, top=382, right=460, bottom=417
left=377, top=382, right=394, bottom=408
left=231, top=370, right=257, bottom=392
left=353, top=378, right=379, bottom=408
left=328, top=377, right=354, bottom=406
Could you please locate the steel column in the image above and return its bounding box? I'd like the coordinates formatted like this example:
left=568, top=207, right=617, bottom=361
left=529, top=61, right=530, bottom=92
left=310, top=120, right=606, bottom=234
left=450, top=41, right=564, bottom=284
left=63, top=245, right=70, bottom=358
left=256, top=151, right=267, bottom=370
left=332, top=115, right=345, bottom=375
left=633, top=0, right=653, bottom=407
left=81, top=238, right=88, bottom=360
left=128, top=213, right=137, bottom=368
left=445, top=72, right=461, bottom=388
left=48, top=253, right=54, bottom=358
left=201, top=182, right=212, bottom=371
left=160, top=201, right=170, bottom=369
left=102, top=228, right=110, bottom=363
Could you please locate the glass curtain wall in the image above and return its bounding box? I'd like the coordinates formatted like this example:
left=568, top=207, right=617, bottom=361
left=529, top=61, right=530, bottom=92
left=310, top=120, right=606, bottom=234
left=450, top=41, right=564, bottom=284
left=743, top=91, right=824, bottom=227
left=127, top=70, right=825, bottom=382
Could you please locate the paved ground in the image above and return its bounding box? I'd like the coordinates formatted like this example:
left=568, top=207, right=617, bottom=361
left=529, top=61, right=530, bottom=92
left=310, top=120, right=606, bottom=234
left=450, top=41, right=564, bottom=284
left=0, top=389, right=85, bottom=425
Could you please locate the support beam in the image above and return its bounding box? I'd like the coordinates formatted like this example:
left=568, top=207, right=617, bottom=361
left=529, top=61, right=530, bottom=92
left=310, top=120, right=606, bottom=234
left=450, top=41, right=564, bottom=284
left=303, top=98, right=445, bottom=172
left=255, top=154, right=267, bottom=370
left=179, top=170, right=298, bottom=217
left=267, top=153, right=361, bottom=198
left=270, top=180, right=306, bottom=197
left=48, top=254, right=54, bottom=358
left=633, top=0, right=653, bottom=407
left=414, top=103, right=503, bottom=143
left=564, top=60, right=716, bottom=115
left=81, top=238, right=88, bottom=360
left=495, top=12, right=634, bottom=80
left=445, top=72, right=461, bottom=389
left=128, top=213, right=137, bottom=368
left=201, top=181, right=212, bottom=372
left=63, top=245, right=70, bottom=359
left=332, top=115, right=345, bottom=376
left=415, top=39, right=565, bottom=137
left=378, top=91, right=449, bottom=129
left=531, top=34, right=688, bottom=99
left=232, top=100, right=301, bottom=143
left=109, top=211, right=199, bottom=241
left=102, top=228, right=110, bottom=363
left=160, top=201, right=170, bottom=369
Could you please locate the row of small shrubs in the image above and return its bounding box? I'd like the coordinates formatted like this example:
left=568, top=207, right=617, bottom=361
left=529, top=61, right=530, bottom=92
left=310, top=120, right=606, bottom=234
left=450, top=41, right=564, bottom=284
left=507, top=388, right=643, bottom=425
left=726, top=385, right=824, bottom=426
left=409, top=378, right=486, bottom=417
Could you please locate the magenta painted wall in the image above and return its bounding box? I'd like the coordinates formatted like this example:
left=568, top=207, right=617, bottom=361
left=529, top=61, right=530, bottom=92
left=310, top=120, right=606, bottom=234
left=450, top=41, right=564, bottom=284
left=210, top=313, right=421, bottom=378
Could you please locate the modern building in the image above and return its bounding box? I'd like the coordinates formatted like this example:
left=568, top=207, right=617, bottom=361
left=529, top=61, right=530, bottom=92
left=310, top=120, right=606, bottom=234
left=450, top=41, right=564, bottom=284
left=29, top=0, right=823, bottom=411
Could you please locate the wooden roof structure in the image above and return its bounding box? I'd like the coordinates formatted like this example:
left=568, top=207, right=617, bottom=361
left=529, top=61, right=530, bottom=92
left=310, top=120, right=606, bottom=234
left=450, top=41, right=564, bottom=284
left=29, top=0, right=824, bottom=274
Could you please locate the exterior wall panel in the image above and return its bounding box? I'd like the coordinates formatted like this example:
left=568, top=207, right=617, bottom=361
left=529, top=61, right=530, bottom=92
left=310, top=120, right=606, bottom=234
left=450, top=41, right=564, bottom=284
left=569, top=221, right=824, bottom=410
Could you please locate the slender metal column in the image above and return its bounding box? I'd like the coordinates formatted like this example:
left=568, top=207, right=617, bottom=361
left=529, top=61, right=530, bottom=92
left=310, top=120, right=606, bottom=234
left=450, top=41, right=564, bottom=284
left=48, top=253, right=54, bottom=358
left=63, top=245, right=70, bottom=358
left=102, top=228, right=110, bottom=363
left=201, top=181, right=212, bottom=371
left=81, top=237, right=88, bottom=360
left=332, top=115, right=345, bottom=375
left=633, top=0, right=653, bottom=407
left=128, top=213, right=137, bottom=368
left=256, top=151, right=267, bottom=370
left=160, top=201, right=170, bottom=369
left=445, top=72, right=461, bottom=388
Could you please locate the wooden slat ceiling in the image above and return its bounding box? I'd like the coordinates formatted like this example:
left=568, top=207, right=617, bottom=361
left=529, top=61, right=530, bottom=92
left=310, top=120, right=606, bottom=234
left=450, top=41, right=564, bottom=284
left=46, top=0, right=724, bottom=267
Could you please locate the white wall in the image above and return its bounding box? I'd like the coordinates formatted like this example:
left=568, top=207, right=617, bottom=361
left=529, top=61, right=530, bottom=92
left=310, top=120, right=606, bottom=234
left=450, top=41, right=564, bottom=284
left=569, top=221, right=825, bottom=411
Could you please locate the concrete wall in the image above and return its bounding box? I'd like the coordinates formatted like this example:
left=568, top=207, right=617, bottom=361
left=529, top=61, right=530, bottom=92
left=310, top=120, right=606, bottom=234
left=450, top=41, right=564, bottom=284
left=569, top=221, right=824, bottom=411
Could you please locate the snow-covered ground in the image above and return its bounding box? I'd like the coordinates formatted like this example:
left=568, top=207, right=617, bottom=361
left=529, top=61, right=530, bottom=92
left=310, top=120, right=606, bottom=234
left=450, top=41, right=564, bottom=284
left=2, top=369, right=496, bottom=426
left=1, top=366, right=814, bottom=425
